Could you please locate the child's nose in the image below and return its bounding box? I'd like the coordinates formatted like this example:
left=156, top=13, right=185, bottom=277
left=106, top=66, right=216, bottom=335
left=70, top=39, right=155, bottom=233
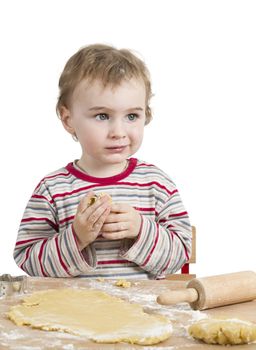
left=109, top=121, right=126, bottom=139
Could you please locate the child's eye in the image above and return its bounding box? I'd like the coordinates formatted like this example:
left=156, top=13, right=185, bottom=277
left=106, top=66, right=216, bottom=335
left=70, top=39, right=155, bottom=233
left=127, top=114, right=138, bottom=121
left=95, top=114, right=109, bottom=121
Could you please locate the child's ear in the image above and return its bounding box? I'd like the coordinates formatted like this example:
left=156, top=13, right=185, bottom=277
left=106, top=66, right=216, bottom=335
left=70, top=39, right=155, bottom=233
left=59, top=106, right=75, bottom=135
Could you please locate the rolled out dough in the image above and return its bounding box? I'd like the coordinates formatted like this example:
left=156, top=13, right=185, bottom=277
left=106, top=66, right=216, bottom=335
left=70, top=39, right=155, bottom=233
left=189, top=318, right=256, bottom=345
left=8, top=288, right=172, bottom=345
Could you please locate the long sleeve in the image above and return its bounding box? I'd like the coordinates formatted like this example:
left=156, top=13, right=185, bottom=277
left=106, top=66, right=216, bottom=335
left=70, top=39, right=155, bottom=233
left=14, top=181, right=96, bottom=277
left=120, top=179, right=192, bottom=278
left=14, top=159, right=192, bottom=279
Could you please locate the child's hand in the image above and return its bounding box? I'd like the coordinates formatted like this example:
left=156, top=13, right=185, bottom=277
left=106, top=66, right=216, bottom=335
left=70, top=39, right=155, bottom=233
left=101, top=203, right=142, bottom=240
left=72, top=192, right=111, bottom=250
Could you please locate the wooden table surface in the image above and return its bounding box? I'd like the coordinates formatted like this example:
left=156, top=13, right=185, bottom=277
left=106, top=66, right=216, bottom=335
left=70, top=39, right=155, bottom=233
left=0, top=276, right=255, bottom=350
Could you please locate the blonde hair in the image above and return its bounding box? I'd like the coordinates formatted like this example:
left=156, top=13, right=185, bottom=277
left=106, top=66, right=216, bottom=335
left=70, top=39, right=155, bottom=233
left=56, top=44, right=153, bottom=124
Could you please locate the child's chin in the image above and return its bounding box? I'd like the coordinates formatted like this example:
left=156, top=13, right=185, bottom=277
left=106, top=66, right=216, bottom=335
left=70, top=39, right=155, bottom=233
left=105, top=153, right=129, bottom=162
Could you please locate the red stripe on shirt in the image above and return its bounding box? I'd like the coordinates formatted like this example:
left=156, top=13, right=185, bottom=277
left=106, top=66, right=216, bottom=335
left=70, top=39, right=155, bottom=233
left=20, top=245, right=32, bottom=270
left=142, top=225, right=159, bottom=267
left=71, top=225, right=87, bottom=261
left=32, top=194, right=54, bottom=204
left=161, top=230, right=180, bottom=274
left=134, top=207, right=155, bottom=212
left=55, top=236, right=71, bottom=276
left=158, top=219, right=175, bottom=227
left=15, top=237, right=46, bottom=246
left=161, top=255, right=172, bottom=274
left=35, top=172, right=71, bottom=190
left=52, top=184, right=98, bottom=200
left=137, top=163, right=155, bottom=167
left=169, top=211, right=188, bottom=218
left=98, top=259, right=130, bottom=265
left=118, top=182, right=178, bottom=197
left=51, top=181, right=178, bottom=200
left=21, top=217, right=59, bottom=231
left=172, top=231, right=189, bottom=260
left=160, top=230, right=175, bottom=274
left=59, top=216, right=75, bottom=225
left=38, top=239, right=47, bottom=277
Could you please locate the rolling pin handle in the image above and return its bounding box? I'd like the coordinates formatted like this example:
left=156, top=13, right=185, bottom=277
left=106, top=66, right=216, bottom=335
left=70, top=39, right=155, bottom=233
left=157, top=288, right=199, bottom=306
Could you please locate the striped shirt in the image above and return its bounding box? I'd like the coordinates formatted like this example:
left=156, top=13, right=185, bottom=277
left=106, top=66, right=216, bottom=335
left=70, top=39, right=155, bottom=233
left=14, top=158, right=192, bottom=279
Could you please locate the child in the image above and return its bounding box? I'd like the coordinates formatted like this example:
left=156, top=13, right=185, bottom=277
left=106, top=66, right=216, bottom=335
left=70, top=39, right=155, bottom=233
left=14, top=44, right=192, bottom=279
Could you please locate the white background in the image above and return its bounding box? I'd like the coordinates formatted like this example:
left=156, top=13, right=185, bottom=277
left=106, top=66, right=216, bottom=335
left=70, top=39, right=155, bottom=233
left=0, top=0, right=255, bottom=277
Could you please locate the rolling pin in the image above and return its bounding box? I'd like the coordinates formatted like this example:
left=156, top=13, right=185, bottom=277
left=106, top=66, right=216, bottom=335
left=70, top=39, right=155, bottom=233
left=157, top=271, right=256, bottom=310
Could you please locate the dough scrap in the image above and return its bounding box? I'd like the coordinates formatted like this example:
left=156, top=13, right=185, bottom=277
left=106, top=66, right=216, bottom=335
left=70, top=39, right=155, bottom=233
left=96, top=277, right=105, bottom=282
left=8, top=288, right=172, bottom=345
left=189, top=318, right=256, bottom=345
left=115, top=279, right=132, bottom=288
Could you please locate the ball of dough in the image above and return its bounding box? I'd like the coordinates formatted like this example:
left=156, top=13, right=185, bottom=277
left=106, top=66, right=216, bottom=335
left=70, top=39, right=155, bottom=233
left=189, top=318, right=256, bottom=345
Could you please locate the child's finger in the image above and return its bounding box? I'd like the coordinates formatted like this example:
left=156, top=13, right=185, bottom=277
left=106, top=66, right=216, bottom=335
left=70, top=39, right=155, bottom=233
left=87, top=201, right=111, bottom=226
left=104, top=213, right=127, bottom=223
left=102, top=221, right=129, bottom=232
left=93, top=207, right=111, bottom=232
left=110, top=203, right=129, bottom=213
left=78, top=191, right=95, bottom=214
left=102, top=231, right=128, bottom=240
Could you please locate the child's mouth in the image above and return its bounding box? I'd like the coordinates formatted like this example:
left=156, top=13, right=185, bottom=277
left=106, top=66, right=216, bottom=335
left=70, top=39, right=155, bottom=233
left=105, top=146, right=128, bottom=153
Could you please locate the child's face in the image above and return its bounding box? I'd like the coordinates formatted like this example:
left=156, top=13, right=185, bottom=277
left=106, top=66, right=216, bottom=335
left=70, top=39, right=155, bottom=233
left=62, top=78, right=146, bottom=167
